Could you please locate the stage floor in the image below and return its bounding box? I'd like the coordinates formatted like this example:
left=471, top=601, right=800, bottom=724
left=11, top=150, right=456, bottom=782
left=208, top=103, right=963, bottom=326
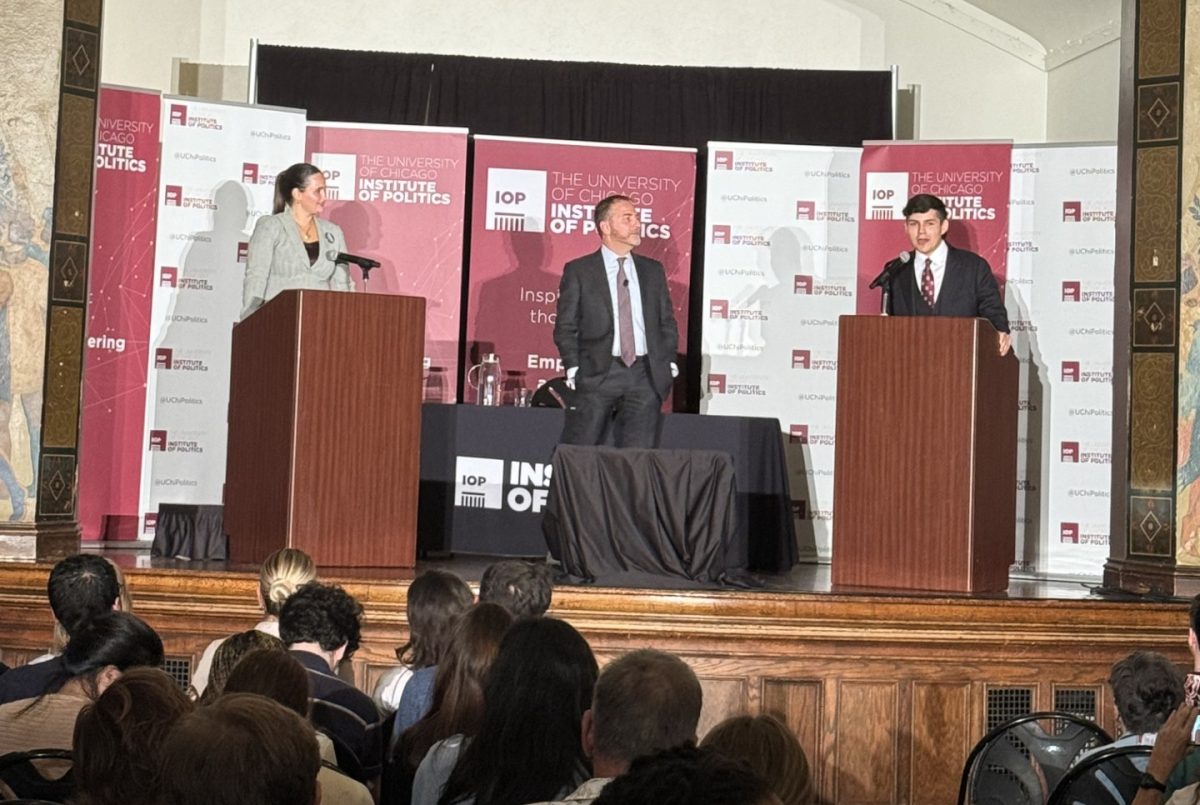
left=77, top=542, right=1131, bottom=603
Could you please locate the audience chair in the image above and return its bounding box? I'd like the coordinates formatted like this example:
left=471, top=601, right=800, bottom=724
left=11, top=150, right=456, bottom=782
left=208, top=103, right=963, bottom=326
left=1046, top=745, right=1152, bottom=805
left=957, top=712, right=1113, bottom=805
left=319, top=729, right=366, bottom=783
left=0, top=749, right=73, bottom=803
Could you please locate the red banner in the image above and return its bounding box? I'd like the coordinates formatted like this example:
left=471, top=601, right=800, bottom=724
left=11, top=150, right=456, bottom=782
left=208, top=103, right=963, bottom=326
left=855, top=141, right=1012, bottom=314
left=78, top=86, right=161, bottom=540
left=306, top=123, right=469, bottom=401
left=466, top=136, right=696, bottom=404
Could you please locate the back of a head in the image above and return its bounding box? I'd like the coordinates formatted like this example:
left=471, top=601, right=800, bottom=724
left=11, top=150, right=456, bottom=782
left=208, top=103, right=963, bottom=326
left=1109, top=650, right=1185, bottom=735
left=222, top=648, right=310, bottom=717
left=258, top=548, right=316, bottom=618
left=73, top=667, right=194, bottom=805
left=63, top=611, right=164, bottom=686
left=398, top=602, right=514, bottom=767
left=478, top=560, right=554, bottom=618
left=160, top=692, right=320, bottom=805
left=279, top=581, right=363, bottom=656
left=700, top=714, right=814, bottom=805
left=440, top=617, right=598, bottom=805
left=201, top=630, right=285, bottom=703
left=592, top=745, right=778, bottom=805
left=48, top=554, right=120, bottom=638
left=400, top=569, right=473, bottom=667
left=592, top=649, right=702, bottom=767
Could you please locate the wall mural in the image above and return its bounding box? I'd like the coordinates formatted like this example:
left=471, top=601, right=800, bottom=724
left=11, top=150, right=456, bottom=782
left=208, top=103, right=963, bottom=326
left=0, top=2, right=62, bottom=522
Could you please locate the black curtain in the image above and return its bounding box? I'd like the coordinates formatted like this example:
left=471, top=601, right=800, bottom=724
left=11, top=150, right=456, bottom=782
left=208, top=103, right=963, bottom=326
left=256, top=46, right=892, bottom=148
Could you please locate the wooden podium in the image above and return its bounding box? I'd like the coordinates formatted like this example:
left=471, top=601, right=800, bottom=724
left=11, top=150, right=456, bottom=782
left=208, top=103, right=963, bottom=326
left=831, top=316, right=1018, bottom=592
left=225, top=290, right=425, bottom=568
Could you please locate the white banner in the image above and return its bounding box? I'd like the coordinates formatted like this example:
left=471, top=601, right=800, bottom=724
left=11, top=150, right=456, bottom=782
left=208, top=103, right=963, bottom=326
left=700, top=143, right=861, bottom=561
left=140, top=98, right=305, bottom=534
left=1007, top=144, right=1117, bottom=577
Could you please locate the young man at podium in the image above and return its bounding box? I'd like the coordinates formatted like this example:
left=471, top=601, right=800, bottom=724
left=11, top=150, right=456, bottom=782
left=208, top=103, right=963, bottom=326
left=886, top=193, right=1012, bottom=357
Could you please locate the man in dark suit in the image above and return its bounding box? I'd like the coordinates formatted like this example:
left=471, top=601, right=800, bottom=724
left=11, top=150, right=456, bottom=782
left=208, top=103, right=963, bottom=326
left=553, top=195, right=679, bottom=448
left=887, top=193, right=1011, bottom=356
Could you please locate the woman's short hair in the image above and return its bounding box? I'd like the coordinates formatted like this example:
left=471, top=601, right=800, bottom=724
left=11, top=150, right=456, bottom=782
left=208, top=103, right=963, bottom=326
left=73, top=667, right=194, bottom=805
left=222, top=648, right=310, bottom=718
left=1108, top=651, right=1184, bottom=735
left=272, top=163, right=324, bottom=214
left=199, top=630, right=285, bottom=704
left=700, top=714, right=814, bottom=805
left=396, top=569, right=473, bottom=668
left=159, top=693, right=321, bottom=805
left=259, top=548, right=317, bottom=618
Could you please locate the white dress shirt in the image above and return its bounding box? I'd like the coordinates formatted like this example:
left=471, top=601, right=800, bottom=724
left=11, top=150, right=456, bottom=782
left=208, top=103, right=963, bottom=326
left=600, top=244, right=647, bottom=357
left=914, top=240, right=949, bottom=305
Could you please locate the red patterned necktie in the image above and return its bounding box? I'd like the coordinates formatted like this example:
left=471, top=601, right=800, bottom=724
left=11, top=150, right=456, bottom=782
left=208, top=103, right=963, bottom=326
left=921, top=257, right=935, bottom=309
left=617, top=257, right=635, bottom=366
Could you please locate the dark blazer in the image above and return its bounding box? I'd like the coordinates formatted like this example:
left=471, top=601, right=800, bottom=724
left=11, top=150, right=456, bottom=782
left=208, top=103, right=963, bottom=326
left=553, top=249, right=679, bottom=397
left=886, top=244, right=1009, bottom=333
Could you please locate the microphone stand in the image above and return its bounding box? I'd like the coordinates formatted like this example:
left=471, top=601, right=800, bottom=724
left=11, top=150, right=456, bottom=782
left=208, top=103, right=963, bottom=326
left=880, top=280, right=891, bottom=316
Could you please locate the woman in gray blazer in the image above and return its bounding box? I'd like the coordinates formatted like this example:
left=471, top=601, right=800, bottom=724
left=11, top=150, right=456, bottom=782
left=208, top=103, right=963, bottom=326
left=241, top=162, right=353, bottom=319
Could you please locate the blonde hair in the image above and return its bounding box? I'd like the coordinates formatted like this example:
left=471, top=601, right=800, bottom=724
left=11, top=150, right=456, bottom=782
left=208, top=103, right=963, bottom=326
left=700, top=714, right=815, bottom=805
left=258, top=549, right=316, bottom=617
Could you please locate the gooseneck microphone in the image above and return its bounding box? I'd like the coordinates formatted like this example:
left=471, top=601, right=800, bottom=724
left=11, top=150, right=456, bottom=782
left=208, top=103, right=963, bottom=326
left=326, top=250, right=381, bottom=270
left=868, top=251, right=912, bottom=290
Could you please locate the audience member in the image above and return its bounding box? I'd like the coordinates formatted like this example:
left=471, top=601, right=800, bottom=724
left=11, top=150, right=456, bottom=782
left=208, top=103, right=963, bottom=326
left=700, top=714, right=814, bottom=805
left=223, top=649, right=373, bottom=805
left=0, top=554, right=121, bottom=704
left=41, top=557, right=132, bottom=662
left=478, top=560, right=554, bottom=618
left=378, top=569, right=473, bottom=731
left=190, top=547, right=315, bottom=696
left=159, top=693, right=322, bottom=805
left=590, top=745, right=780, bottom=805
left=280, top=580, right=382, bottom=782
left=385, top=603, right=514, bottom=805
left=1130, top=702, right=1200, bottom=804
left=529, top=648, right=702, bottom=805
left=1090, top=651, right=1183, bottom=767
left=71, top=667, right=193, bottom=805
left=0, top=611, right=163, bottom=755
left=412, top=617, right=598, bottom=805
left=197, top=629, right=285, bottom=704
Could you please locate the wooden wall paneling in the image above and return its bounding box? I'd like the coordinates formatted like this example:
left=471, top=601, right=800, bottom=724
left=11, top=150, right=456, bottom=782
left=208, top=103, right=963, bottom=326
left=835, top=681, right=900, bottom=805
left=910, top=682, right=972, bottom=805
left=761, top=679, right=825, bottom=795
left=695, top=676, right=751, bottom=739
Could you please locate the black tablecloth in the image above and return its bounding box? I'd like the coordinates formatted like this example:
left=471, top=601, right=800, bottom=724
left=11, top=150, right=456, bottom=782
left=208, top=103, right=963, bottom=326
left=151, top=503, right=226, bottom=560
left=544, top=445, right=736, bottom=585
left=418, top=405, right=796, bottom=572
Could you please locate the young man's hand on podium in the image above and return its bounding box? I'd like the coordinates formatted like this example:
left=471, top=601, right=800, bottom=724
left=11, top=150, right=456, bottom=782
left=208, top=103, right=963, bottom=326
left=998, top=332, right=1011, bottom=357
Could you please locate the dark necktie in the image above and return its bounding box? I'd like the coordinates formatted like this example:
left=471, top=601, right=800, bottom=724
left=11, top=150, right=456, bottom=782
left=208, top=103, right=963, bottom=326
left=617, top=257, right=635, bottom=367
left=921, top=257, right=935, bottom=309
